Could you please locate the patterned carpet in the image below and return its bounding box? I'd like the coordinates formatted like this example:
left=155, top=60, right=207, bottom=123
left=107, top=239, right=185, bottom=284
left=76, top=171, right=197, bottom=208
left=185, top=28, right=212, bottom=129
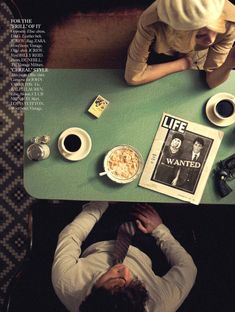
left=0, top=1, right=34, bottom=309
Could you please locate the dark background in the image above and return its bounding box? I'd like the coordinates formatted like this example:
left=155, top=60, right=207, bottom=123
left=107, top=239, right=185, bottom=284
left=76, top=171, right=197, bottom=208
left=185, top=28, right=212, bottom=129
left=6, top=200, right=235, bottom=312
left=1, top=1, right=235, bottom=311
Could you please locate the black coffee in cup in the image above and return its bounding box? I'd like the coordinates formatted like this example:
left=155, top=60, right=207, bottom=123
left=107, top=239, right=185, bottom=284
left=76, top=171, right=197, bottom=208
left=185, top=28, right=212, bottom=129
left=64, top=134, right=81, bottom=152
left=215, top=100, right=234, bottom=118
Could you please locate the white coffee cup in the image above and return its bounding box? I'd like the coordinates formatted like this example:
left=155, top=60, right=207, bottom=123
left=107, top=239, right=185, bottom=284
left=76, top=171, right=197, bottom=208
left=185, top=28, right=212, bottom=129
left=206, top=92, right=235, bottom=127
left=213, top=98, right=235, bottom=120
left=60, top=133, right=82, bottom=156
left=58, top=127, right=92, bottom=161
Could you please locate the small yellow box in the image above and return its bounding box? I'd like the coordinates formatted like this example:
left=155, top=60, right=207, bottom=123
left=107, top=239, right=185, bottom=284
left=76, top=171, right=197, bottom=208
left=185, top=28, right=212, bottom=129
left=88, top=95, right=109, bottom=118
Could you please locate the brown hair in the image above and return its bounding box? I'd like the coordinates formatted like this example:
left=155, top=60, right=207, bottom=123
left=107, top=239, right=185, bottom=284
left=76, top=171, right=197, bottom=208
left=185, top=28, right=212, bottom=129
left=80, top=279, right=149, bottom=312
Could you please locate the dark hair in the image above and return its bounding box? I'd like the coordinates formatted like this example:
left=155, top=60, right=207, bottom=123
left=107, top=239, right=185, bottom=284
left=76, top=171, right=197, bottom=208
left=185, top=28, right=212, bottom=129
left=79, top=279, right=149, bottom=312
left=171, top=133, right=184, bottom=142
left=193, top=137, right=204, bottom=146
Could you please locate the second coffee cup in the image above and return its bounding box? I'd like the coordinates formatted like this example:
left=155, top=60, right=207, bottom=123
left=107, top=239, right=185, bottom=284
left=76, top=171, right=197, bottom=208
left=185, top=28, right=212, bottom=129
left=58, top=127, right=92, bottom=161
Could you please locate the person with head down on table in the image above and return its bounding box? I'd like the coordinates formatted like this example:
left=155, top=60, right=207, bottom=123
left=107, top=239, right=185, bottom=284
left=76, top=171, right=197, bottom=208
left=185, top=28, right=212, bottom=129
left=125, top=0, right=235, bottom=88
left=52, top=201, right=197, bottom=311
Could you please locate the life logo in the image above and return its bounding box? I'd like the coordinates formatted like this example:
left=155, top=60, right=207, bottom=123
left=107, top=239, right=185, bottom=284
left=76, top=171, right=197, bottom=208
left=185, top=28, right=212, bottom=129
left=161, top=115, right=188, bottom=133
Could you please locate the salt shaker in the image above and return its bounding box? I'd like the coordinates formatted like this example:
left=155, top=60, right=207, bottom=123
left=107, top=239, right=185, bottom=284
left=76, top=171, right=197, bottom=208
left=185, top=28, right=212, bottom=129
left=26, top=143, right=50, bottom=161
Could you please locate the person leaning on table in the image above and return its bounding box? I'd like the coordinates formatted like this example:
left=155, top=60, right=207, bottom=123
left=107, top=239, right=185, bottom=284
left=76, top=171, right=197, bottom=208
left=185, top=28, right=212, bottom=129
left=125, top=0, right=235, bottom=88
left=52, top=202, right=197, bottom=312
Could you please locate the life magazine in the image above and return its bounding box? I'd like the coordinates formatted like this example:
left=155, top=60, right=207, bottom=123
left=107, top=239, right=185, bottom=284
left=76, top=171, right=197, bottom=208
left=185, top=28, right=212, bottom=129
left=139, top=113, right=224, bottom=205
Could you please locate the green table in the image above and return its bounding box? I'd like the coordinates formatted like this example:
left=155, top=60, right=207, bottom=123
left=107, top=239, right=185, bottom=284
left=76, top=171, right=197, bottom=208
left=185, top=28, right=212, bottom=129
left=24, top=69, right=235, bottom=204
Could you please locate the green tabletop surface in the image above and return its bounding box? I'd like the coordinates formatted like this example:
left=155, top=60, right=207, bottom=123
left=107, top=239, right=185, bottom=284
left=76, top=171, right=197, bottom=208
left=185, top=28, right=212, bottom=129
left=24, top=69, right=235, bottom=204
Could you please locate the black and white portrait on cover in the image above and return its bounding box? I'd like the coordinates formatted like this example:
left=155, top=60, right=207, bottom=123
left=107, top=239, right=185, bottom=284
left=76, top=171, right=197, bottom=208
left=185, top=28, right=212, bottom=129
left=151, top=130, right=213, bottom=194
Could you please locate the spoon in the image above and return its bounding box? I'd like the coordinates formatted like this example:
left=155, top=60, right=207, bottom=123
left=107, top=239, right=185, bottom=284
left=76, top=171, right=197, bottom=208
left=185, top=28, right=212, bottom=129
left=99, top=171, right=108, bottom=176
left=99, top=170, right=114, bottom=176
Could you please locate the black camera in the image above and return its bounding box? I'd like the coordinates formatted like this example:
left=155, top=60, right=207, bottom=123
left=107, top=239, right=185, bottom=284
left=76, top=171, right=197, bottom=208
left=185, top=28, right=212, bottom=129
left=215, top=153, right=235, bottom=197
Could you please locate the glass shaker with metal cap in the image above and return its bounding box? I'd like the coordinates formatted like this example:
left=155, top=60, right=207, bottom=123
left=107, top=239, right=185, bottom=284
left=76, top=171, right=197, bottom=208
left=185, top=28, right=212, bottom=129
left=26, top=135, right=50, bottom=161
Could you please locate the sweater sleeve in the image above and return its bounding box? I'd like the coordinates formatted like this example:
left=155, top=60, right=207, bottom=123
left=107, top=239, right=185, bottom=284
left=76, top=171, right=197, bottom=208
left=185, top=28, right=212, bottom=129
left=51, top=201, right=109, bottom=311
left=151, top=224, right=197, bottom=311
left=204, top=23, right=235, bottom=72
left=124, top=16, right=155, bottom=84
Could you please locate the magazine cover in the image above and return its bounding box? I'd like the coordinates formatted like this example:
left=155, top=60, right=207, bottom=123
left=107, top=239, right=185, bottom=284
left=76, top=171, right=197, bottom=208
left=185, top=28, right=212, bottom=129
left=139, top=113, right=224, bottom=205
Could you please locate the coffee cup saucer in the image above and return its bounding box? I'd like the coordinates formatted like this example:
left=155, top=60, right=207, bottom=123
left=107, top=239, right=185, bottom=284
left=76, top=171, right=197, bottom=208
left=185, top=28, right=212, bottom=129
left=205, top=92, right=235, bottom=127
left=58, top=127, right=92, bottom=161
